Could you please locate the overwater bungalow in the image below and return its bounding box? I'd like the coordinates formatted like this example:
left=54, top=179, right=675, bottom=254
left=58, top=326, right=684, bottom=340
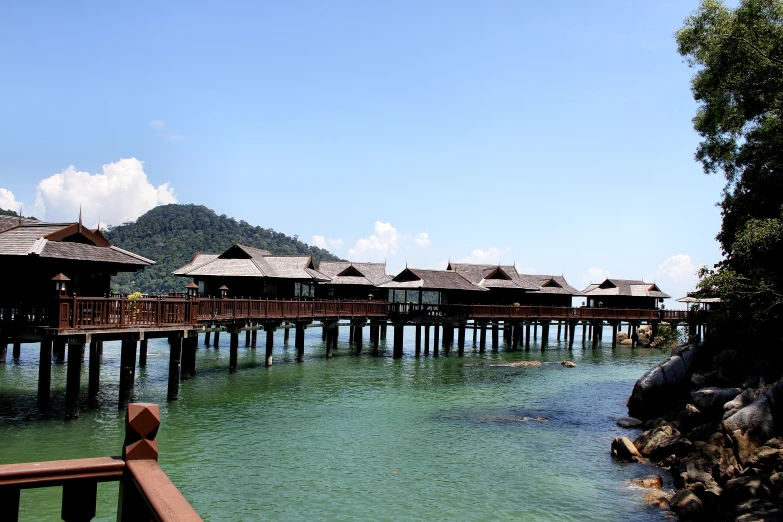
left=581, top=278, right=670, bottom=309
left=519, top=274, right=582, bottom=307
left=172, top=243, right=330, bottom=299
left=446, top=263, right=538, bottom=304
left=379, top=267, right=486, bottom=305
left=0, top=217, right=154, bottom=302
left=315, top=261, right=391, bottom=300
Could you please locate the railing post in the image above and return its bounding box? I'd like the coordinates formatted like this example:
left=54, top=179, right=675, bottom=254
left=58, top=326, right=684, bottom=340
left=117, top=403, right=160, bottom=521
left=71, top=295, right=77, bottom=328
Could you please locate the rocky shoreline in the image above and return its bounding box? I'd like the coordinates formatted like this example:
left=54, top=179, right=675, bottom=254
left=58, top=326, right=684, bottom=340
left=611, top=343, right=783, bottom=521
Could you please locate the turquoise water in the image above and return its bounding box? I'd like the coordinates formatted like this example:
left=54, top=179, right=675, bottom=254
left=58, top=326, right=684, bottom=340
left=0, top=326, right=672, bottom=521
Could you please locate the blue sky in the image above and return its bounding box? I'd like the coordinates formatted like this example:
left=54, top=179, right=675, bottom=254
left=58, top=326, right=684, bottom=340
left=0, top=1, right=727, bottom=306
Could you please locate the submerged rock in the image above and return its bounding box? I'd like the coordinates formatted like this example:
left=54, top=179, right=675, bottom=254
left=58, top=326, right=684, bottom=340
left=617, top=416, right=644, bottom=429
left=560, top=360, right=576, bottom=368
left=632, top=475, right=664, bottom=489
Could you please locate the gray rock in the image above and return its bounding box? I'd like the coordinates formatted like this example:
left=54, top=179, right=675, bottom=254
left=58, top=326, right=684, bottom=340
left=616, top=416, right=644, bottom=429
left=691, top=373, right=708, bottom=388
left=634, top=425, right=691, bottom=460
left=690, top=387, right=742, bottom=411
left=610, top=436, right=642, bottom=462
left=661, top=355, right=687, bottom=388
left=723, top=388, right=776, bottom=465
left=731, top=498, right=783, bottom=521
left=746, top=446, right=783, bottom=473
left=669, top=489, right=703, bottom=519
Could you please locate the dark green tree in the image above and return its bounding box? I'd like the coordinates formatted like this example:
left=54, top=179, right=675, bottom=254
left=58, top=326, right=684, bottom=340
left=677, top=0, right=783, bottom=344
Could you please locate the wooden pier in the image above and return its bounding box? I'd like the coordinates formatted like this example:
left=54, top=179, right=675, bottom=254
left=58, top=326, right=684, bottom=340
left=0, top=296, right=708, bottom=420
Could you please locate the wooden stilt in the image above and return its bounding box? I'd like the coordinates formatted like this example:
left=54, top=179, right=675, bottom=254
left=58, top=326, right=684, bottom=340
left=167, top=336, right=181, bottom=401
left=512, top=323, right=521, bottom=351
left=355, top=323, right=363, bottom=355
left=444, top=325, right=451, bottom=354
left=265, top=327, right=274, bottom=366
left=534, top=322, right=538, bottom=340
left=65, top=342, right=83, bottom=420
left=424, top=324, right=430, bottom=355
left=88, top=340, right=100, bottom=408
left=229, top=331, right=239, bottom=373
left=458, top=324, right=465, bottom=356
left=393, top=324, right=404, bottom=358
left=593, top=322, right=600, bottom=349
left=251, top=328, right=257, bottom=348
left=325, top=324, right=333, bottom=359
left=612, top=323, right=618, bottom=349
left=568, top=321, right=576, bottom=350
left=118, top=339, right=137, bottom=410
left=13, top=342, right=21, bottom=361
left=473, top=322, right=478, bottom=345
left=322, top=327, right=327, bottom=341
left=285, top=323, right=291, bottom=345
left=433, top=325, right=440, bottom=357
left=245, top=330, right=251, bottom=347
left=138, top=339, right=148, bottom=367
left=213, top=331, right=220, bottom=348
left=415, top=325, right=421, bottom=357
left=492, top=323, right=499, bottom=349
left=186, top=336, right=197, bottom=377
left=373, top=323, right=380, bottom=353
left=631, top=324, right=638, bottom=348
left=38, top=339, right=52, bottom=408
left=204, top=331, right=211, bottom=346
left=0, top=342, right=6, bottom=364
left=381, top=324, right=387, bottom=340
left=480, top=322, right=487, bottom=352
left=557, top=321, right=562, bottom=341
left=541, top=321, right=550, bottom=350
left=55, top=338, right=66, bottom=364
left=588, top=324, right=593, bottom=340
left=627, top=323, right=632, bottom=337
left=296, top=323, right=305, bottom=362
left=582, top=323, right=587, bottom=346
left=525, top=323, right=531, bottom=351
left=564, top=321, right=569, bottom=342
left=349, top=324, right=355, bottom=344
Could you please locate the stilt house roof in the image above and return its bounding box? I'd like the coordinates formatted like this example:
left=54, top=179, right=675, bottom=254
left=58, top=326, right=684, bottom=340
left=172, top=243, right=330, bottom=281
left=379, top=268, right=487, bottom=292
left=0, top=220, right=153, bottom=267
left=317, top=261, right=392, bottom=286
left=519, top=274, right=582, bottom=296
left=581, top=278, right=670, bottom=299
left=446, top=263, right=540, bottom=291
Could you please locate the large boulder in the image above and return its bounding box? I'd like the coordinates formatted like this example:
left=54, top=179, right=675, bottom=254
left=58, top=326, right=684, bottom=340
left=611, top=436, right=643, bottom=462
left=628, top=354, right=690, bottom=420
left=723, top=382, right=781, bottom=464
left=636, top=325, right=652, bottom=347
left=723, top=388, right=759, bottom=420
left=723, top=476, right=771, bottom=503
left=617, top=331, right=629, bottom=343
left=691, top=387, right=743, bottom=412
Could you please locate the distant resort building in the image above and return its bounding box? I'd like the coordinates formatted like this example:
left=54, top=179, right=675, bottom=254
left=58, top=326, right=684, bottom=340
left=171, top=244, right=330, bottom=299
left=379, top=267, right=487, bottom=305
left=315, top=261, right=391, bottom=300
left=446, top=262, right=581, bottom=306
left=581, top=278, right=670, bottom=309
left=0, top=215, right=153, bottom=301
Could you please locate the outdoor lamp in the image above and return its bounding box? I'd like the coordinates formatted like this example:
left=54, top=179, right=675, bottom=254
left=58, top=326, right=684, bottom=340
left=219, top=285, right=229, bottom=299
left=52, top=273, right=70, bottom=296
left=186, top=282, right=199, bottom=298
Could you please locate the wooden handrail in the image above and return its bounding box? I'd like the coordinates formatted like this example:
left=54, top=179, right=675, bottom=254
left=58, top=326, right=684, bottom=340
left=0, top=403, right=203, bottom=522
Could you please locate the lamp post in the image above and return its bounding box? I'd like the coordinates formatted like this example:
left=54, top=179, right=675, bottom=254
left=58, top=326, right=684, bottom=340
left=219, top=285, right=229, bottom=299
left=186, top=282, right=199, bottom=298
left=52, top=273, right=70, bottom=296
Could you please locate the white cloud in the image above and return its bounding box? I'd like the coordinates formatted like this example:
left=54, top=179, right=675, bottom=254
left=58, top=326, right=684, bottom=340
left=327, top=238, right=343, bottom=250
left=31, top=158, right=177, bottom=226
left=0, top=188, right=22, bottom=212
left=515, top=264, right=536, bottom=275
left=349, top=221, right=400, bottom=260
left=456, top=247, right=510, bottom=265
left=150, top=119, right=182, bottom=141
left=312, top=235, right=327, bottom=248
left=655, top=254, right=698, bottom=303
left=312, top=235, right=343, bottom=251
left=583, top=267, right=609, bottom=285
left=414, top=232, right=430, bottom=247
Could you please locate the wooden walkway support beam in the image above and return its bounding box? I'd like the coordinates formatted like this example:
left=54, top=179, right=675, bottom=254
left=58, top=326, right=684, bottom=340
left=433, top=325, right=440, bottom=356
left=393, top=324, right=404, bottom=359
left=354, top=322, right=363, bottom=355
left=457, top=323, right=466, bottom=356
left=167, top=336, right=181, bottom=402
left=12, top=342, right=21, bottom=361
left=65, top=342, right=83, bottom=420
left=415, top=325, right=421, bottom=357
left=229, top=331, right=239, bottom=374
left=119, top=339, right=137, bottom=409
left=424, top=324, right=430, bottom=356
left=491, top=323, right=499, bottom=349
left=138, top=339, right=148, bottom=367
left=295, top=323, right=305, bottom=363
left=88, top=340, right=100, bottom=409
left=480, top=322, right=487, bottom=352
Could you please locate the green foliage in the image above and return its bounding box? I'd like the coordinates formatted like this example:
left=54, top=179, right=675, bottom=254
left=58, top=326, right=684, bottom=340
left=105, top=204, right=342, bottom=294
left=0, top=208, right=18, bottom=217
left=649, top=323, right=685, bottom=352
left=678, top=1, right=783, bottom=346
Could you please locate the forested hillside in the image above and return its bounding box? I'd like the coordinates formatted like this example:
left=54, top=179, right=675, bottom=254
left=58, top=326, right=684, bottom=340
left=104, top=204, right=342, bottom=294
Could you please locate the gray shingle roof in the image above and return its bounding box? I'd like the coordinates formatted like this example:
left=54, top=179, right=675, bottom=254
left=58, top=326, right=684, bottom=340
left=582, top=278, right=670, bottom=299
left=172, top=244, right=330, bottom=281
left=521, top=274, right=582, bottom=296
left=380, top=268, right=487, bottom=292
left=0, top=222, right=153, bottom=266
left=317, top=261, right=392, bottom=286
left=448, top=263, right=540, bottom=291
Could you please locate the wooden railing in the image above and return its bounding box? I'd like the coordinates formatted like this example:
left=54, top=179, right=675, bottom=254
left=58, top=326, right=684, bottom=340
left=0, top=403, right=202, bottom=522
left=0, top=297, right=703, bottom=332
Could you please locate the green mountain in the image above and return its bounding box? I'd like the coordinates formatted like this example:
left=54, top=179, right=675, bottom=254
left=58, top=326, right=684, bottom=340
left=104, top=204, right=342, bottom=294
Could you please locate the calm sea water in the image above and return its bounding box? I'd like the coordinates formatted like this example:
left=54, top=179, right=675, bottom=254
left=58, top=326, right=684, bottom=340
left=0, top=326, right=672, bottom=521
